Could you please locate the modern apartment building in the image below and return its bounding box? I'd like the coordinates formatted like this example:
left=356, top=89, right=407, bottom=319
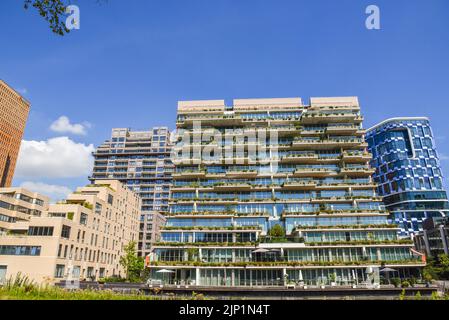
left=0, top=80, right=30, bottom=187
left=414, top=216, right=449, bottom=258
left=366, top=118, right=449, bottom=237
left=0, top=180, right=140, bottom=284
left=146, top=97, right=424, bottom=287
left=91, top=127, right=173, bottom=257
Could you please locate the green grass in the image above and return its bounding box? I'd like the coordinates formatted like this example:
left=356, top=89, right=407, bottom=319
left=0, top=273, right=177, bottom=300
left=0, top=287, right=163, bottom=300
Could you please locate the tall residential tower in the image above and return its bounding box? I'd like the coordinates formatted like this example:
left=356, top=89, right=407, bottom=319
left=0, top=80, right=30, bottom=187
left=366, top=118, right=449, bottom=237
left=147, top=97, right=423, bottom=287
left=90, top=127, right=173, bottom=257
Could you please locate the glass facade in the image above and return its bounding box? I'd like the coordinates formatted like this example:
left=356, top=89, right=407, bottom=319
left=366, top=118, right=449, bottom=236
left=147, top=98, right=424, bottom=287
left=91, top=127, right=173, bottom=257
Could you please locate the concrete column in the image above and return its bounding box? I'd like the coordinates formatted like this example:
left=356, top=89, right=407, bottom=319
left=440, top=227, right=449, bottom=255
left=283, top=268, right=287, bottom=286
left=423, top=230, right=432, bottom=257
left=195, top=268, right=200, bottom=286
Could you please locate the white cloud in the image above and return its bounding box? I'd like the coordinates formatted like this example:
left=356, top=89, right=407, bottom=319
left=439, top=153, right=449, bottom=161
left=20, top=181, right=72, bottom=202
left=50, top=116, right=90, bottom=135
left=15, top=137, right=95, bottom=179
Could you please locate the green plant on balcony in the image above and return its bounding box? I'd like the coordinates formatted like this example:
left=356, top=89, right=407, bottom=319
left=305, top=239, right=413, bottom=246
left=151, top=259, right=422, bottom=268
left=83, top=202, right=93, bottom=210
left=186, top=248, right=200, bottom=262
left=268, top=224, right=286, bottom=238
left=67, top=212, right=74, bottom=220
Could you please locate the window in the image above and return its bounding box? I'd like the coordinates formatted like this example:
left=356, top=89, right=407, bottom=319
left=61, top=225, right=71, bottom=239
left=0, top=266, right=7, bottom=284
left=55, top=265, right=65, bottom=278
left=80, top=213, right=88, bottom=225
left=0, top=246, right=41, bottom=256
left=95, top=203, right=102, bottom=215
left=28, top=226, right=54, bottom=236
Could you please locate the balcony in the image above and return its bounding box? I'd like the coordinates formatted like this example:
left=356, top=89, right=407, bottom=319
left=341, top=151, right=372, bottom=162
left=291, top=139, right=365, bottom=150
left=310, top=195, right=380, bottom=204
left=225, top=170, right=258, bottom=178
left=280, top=153, right=318, bottom=164
left=339, top=167, right=376, bottom=177
left=214, top=183, right=253, bottom=191
left=326, top=125, right=361, bottom=134
left=281, top=208, right=388, bottom=217
left=292, top=168, right=335, bottom=178
left=314, top=182, right=377, bottom=190
left=282, top=181, right=317, bottom=190
left=301, top=113, right=364, bottom=124
left=172, top=171, right=206, bottom=179
left=269, top=126, right=301, bottom=136
left=176, top=114, right=245, bottom=127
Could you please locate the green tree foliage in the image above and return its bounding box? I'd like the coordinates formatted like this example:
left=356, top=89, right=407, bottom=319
left=423, top=254, right=449, bottom=281
left=119, top=241, right=144, bottom=282
left=268, top=224, right=286, bottom=238
left=23, top=0, right=106, bottom=36
left=23, top=0, right=70, bottom=35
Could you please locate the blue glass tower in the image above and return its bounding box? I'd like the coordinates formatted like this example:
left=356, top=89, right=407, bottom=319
left=366, top=118, right=449, bottom=237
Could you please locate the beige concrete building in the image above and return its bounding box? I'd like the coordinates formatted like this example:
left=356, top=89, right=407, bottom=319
left=139, top=211, right=166, bottom=253
left=0, top=80, right=30, bottom=188
left=0, top=180, right=141, bottom=284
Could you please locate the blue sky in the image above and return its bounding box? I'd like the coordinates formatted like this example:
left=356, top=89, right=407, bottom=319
left=1, top=0, right=449, bottom=199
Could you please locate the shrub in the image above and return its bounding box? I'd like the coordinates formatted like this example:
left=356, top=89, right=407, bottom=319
left=401, top=280, right=411, bottom=288
left=391, top=278, right=401, bottom=288
left=268, top=224, right=285, bottom=238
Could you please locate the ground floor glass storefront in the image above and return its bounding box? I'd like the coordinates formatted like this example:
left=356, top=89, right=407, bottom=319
left=149, top=267, right=421, bottom=287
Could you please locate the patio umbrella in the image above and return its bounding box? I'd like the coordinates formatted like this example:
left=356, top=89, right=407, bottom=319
left=157, top=269, right=176, bottom=273
left=157, top=269, right=175, bottom=284
left=379, top=267, right=397, bottom=273
left=298, top=270, right=303, bottom=282
left=379, top=267, right=397, bottom=285
left=252, top=248, right=270, bottom=253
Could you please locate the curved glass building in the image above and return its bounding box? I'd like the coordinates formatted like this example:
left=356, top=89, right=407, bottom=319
left=366, top=118, right=449, bottom=237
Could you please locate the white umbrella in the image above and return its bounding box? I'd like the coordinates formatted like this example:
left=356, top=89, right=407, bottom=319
left=299, top=270, right=303, bottom=282
left=157, top=269, right=175, bottom=285
left=252, top=248, right=269, bottom=253
left=379, top=267, right=397, bottom=273
left=157, top=269, right=175, bottom=273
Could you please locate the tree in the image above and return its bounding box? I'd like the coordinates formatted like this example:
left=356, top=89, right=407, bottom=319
left=24, top=0, right=71, bottom=36
left=423, top=254, right=449, bottom=281
left=119, top=241, right=144, bottom=282
left=23, top=0, right=106, bottom=36
left=268, top=224, right=285, bottom=238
